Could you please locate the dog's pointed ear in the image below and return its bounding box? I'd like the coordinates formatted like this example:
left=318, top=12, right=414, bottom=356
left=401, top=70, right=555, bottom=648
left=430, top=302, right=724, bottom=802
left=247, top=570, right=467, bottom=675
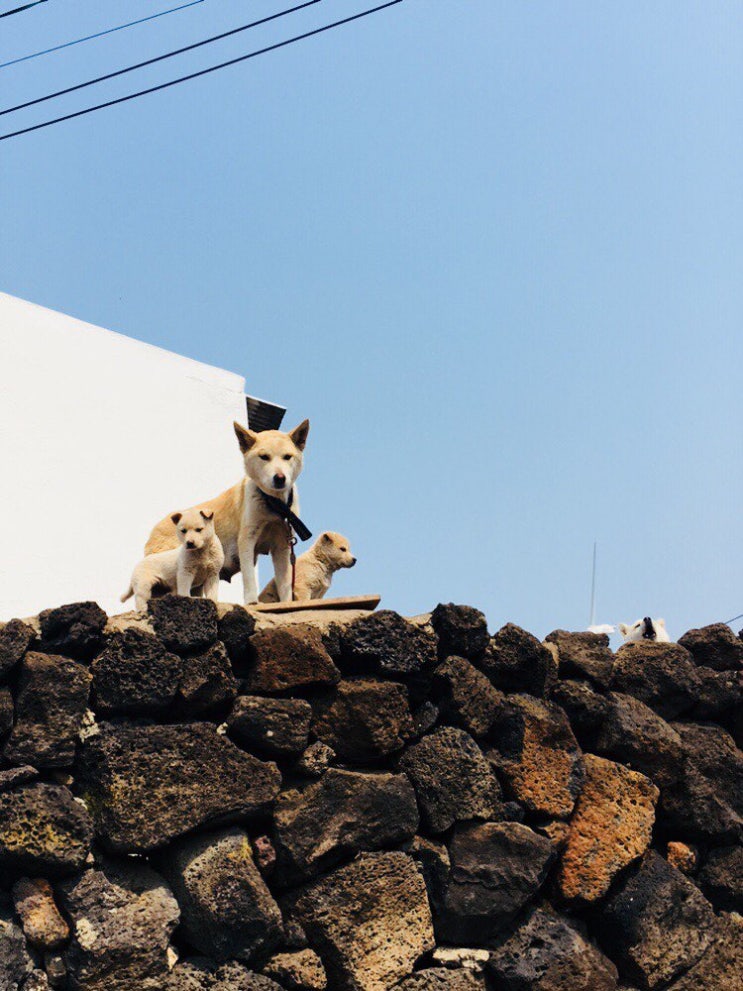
left=322, top=532, right=332, bottom=542
left=657, top=618, right=666, bottom=628
left=618, top=623, right=629, bottom=637
left=234, top=421, right=258, bottom=453
left=289, top=419, right=310, bottom=451
left=171, top=512, right=182, bottom=526
left=200, top=509, right=214, bottom=521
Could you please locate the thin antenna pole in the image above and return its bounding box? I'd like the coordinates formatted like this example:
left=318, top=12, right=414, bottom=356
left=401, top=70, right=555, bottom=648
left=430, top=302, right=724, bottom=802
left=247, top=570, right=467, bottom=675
left=589, top=540, right=597, bottom=628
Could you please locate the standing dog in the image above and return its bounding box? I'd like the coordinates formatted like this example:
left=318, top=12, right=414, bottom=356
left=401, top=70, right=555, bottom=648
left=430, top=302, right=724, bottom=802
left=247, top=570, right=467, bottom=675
left=122, top=509, right=223, bottom=611
left=145, top=420, right=309, bottom=604
left=259, top=531, right=356, bottom=603
left=618, top=617, right=671, bottom=643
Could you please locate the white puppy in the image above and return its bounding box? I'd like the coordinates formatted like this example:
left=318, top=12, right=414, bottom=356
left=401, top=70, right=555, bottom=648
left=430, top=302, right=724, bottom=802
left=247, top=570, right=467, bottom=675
left=618, top=617, right=671, bottom=643
left=258, top=531, right=356, bottom=603
left=122, top=509, right=224, bottom=611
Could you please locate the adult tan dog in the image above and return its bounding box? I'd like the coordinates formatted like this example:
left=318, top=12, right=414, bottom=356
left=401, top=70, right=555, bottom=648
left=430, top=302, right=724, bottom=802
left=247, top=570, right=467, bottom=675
left=259, top=531, right=356, bottom=603
left=145, top=419, right=309, bottom=604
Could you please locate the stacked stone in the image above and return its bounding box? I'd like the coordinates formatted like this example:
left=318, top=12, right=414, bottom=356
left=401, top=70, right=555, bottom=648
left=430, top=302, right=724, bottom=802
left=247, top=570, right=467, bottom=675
left=0, top=597, right=740, bottom=991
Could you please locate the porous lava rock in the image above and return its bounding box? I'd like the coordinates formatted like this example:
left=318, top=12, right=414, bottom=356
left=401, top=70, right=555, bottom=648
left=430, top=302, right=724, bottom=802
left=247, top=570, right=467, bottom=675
left=159, top=827, right=283, bottom=963
left=544, top=630, right=614, bottom=688
left=550, top=679, right=610, bottom=750
left=218, top=606, right=257, bottom=666
left=594, top=693, right=684, bottom=787
left=293, top=740, right=335, bottom=778
left=557, top=754, right=658, bottom=903
left=149, top=595, right=219, bottom=654
left=311, top=679, right=414, bottom=761
left=664, top=913, right=743, bottom=991
left=0, top=619, right=35, bottom=678
left=677, top=623, right=743, bottom=671
left=228, top=696, right=312, bottom=759
left=37, top=602, right=107, bottom=661
left=243, top=626, right=340, bottom=694
left=396, top=969, right=485, bottom=991
left=432, top=656, right=504, bottom=738
left=262, top=949, right=327, bottom=991
left=339, top=610, right=438, bottom=677
left=436, top=821, right=554, bottom=944
left=12, top=877, right=70, bottom=950
left=176, top=642, right=238, bottom=716
left=77, top=722, right=280, bottom=853
left=293, top=851, right=435, bottom=991
left=480, top=624, right=557, bottom=697
left=610, top=642, right=700, bottom=719
left=59, top=859, right=180, bottom=991
left=0, top=686, right=13, bottom=735
left=665, top=841, right=698, bottom=875
left=90, top=628, right=181, bottom=715
left=273, top=768, right=418, bottom=884
left=430, top=604, right=489, bottom=659
left=398, top=726, right=503, bottom=834
left=659, top=722, right=743, bottom=843
left=3, top=652, right=91, bottom=768
left=599, top=851, right=719, bottom=990
left=0, top=765, right=38, bottom=792
left=212, top=964, right=286, bottom=991
left=0, top=783, right=93, bottom=877
left=691, top=665, right=741, bottom=721
left=487, top=695, right=583, bottom=818
left=697, top=844, right=743, bottom=911
left=486, top=904, right=619, bottom=991
left=0, top=908, right=33, bottom=991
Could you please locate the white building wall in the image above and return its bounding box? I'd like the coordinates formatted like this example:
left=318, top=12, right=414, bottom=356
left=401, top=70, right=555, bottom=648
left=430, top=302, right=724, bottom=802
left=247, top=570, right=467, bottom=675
left=1, top=292, right=249, bottom=619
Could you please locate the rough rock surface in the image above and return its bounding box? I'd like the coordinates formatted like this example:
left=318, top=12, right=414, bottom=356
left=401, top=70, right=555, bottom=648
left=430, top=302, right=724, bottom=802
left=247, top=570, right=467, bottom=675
left=176, top=642, right=238, bottom=716
left=0, top=686, right=14, bottom=736
left=396, top=969, right=485, bottom=991
left=545, top=629, right=614, bottom=687
left=218, top=607, right=257, bottom=666
left=677, top=623, right=743, bottom=671
left=311, top=679, right=414, bottom=761
left=262, top=950, right=327, bottom=991
left=273, top=768, right=418, bottom=883
left=399, top=726, right=503, bottom=833
left=340, top=610, right=438, bottom=676
left=550, top=679, right=610, bottom=750
left=0, top=783, right=93, bottom=877
left=294, top=852, right=435, bottom=991
left=12, top=877, right=69, bottom=950
left=149, top=595, right=219, bottom=654
left=159, top=827, right=283, bottom=963
left=610, top=642, right=700, bottom=719
left=227, top=696, right=312, bottom=759
left=432, top=656, right=504, bottom=739
left=664, top=913, right=743, bottom=991
left=293, top=740, right=335, bottom=778
left=59, top=859, right=180, bottom=991
left=558, top=754, right=658, bottom=903
left=77, top=722, right=280, bottom=852
left=37, top=602, right=107, bottom=661
left=243, top=626, right=340, bottom=694
left=697, top=844, right=743, bottom=911
left=90, top=628, right=181, bottom=715
left=0, top=619, right=35, bottom=678
left=481, top=624, right=557, bottom=696
left=488, top=695, right=583, bottom=818
left=430, top=604, right=489, bottom=659
left=594, top=693, right=684, bottom=787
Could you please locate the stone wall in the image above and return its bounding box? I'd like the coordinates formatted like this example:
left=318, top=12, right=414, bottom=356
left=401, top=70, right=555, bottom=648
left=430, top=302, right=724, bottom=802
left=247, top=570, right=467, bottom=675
left=0, top=598, right=741, bottom=991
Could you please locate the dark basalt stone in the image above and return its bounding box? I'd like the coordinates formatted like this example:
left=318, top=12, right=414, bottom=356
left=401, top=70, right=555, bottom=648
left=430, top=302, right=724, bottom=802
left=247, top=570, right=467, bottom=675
left=550, top=678, right=611, bottom=751
left=610, top=642, right=701, bottom=720
left=432, top=656, right=504, bottom=739
left=481, top=624, right=558, bottom=697
left=697, top=845, right=743, bottom=912
left=311, top=678, right=414, bottom=762
left=91, top=628, right=182, bottom=715
left=149, top=595, right=219, bottom=655
left=544, top=629, right=614, bottom=688
left=677, top=623, right=743, bottom=671
left=339, top=610, right=438, bottom=677
left=0, top=783, right=93, bottom=877
left=0, top=619, right=35, bottom=680
left=227, top=696, right=312, bottom=759
left=176, top=642, right=238, bottom=717
left=0, top=687, right=13, bottom=737
left=594, top=692, right=685, bottom=788
left=217, top=606, right=257, bottom=666
left=430, top=603, right=489, bottom=659
left=37, top=602, right=107, bottom=661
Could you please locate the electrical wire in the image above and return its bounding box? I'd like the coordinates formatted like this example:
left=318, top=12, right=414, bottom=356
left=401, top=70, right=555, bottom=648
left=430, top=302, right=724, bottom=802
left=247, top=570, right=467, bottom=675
left=1, top=0, right=323, bottom=117
left=0, top=0, right=404, bottom=142
left=0, top=0, right=48, bottom=18
left=1, top=1, right=206, bottom=70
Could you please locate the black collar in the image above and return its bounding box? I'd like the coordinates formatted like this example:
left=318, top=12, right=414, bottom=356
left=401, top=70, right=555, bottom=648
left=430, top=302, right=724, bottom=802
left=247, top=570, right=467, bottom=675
left=259, top=487, right=312, bottom=542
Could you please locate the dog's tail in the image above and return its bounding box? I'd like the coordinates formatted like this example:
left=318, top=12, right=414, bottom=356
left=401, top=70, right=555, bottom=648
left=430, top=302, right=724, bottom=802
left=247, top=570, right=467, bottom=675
left=120, top=585, right=133, bottom=603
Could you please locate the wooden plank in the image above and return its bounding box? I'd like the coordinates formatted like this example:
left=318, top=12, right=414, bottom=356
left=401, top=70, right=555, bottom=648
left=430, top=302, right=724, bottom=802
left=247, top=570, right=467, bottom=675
left=250, top=594, right=381, bottom=615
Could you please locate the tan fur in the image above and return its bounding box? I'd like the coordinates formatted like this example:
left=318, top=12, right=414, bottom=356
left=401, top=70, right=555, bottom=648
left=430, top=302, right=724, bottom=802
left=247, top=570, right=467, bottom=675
left=123, top=508, right=224, bottom=611
left=144, top=420, right=309, bottom=604
left=259, top=531, right=356, bottom=603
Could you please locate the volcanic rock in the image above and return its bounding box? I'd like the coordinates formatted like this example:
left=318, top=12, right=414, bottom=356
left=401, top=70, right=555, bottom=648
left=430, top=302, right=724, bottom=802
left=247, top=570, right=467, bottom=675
left=12, top=878, right=69, bottom=950
left=665, top=841, right=698, bottom=875
left=273, top=768, right=418, bottom=884
left=149, top=595, right=218, bottom=654
left=159, top=827, right=282, bottom=963
left=487, top=695, right=583, bottom=818
left=664, top=913, right=743, bottom=991
left=0, top=686, right=13, bottom=735
left=90, top=628, right=181, bottom=715
left=610, top=642, right=700, bottom=719
left=430, top=604, right=489, bottom=659
left=557, top=754, right=658, bottom=903
left=396, top=970, right=485, bottom=991
left=398, top=726, right=503, bottom=834
left=3, top=653, right=91, bottom=768
left=38, top=602, right=107, bottom=661
left=432, top=656, right=504, bottom=738
left=262, top=950, right=327, bottom=991
left=218, top=606, right=257, bottom=666
left=293, top=741, right=335, bottom=778
left=176, top=642, right=238, bottom=716
left=0, top=619, right=35, bottom=679
left=77, top=722, right=280, bottom=853
left=697, top=845, right=743, bottom=911
left=677, top=623, right=743, bottom=671
left=480, top=624, right=557, bottom=697
left=243, top=626, right=340, bottom=694
left=0, top=783, right=93, bottom=877
left=544, top=630, right=614, bottom=688
left=228, top=696, right=312, bottom=759
left=311, top=679, right=414, bottom=761
left=0, top=766, right=38, bottom=792
left=293, top=851, right=435, bottom=991
left=339, top=610, right=438, bottom=677
left=550, top=679, right=610, bottom=750
left=594, top=693, right=684, bottom=787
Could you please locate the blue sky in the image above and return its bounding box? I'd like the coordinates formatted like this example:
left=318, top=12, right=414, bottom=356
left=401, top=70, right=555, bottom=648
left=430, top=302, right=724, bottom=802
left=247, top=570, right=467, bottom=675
left=2, top=1, right=742, bottom=639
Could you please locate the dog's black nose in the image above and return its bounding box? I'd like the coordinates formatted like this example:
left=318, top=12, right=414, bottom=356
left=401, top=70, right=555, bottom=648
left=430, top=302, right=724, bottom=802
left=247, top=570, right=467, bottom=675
left=350, top=558, right=357, bottom=567
left=273, top=473, right=286, bottom=488
left=186, top=540, right=196, bottom=549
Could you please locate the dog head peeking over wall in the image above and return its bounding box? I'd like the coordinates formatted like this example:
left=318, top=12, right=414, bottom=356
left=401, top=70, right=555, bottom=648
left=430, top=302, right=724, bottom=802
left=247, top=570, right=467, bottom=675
left=233, top=420, right=310, bottom=495
left=619, top=617, right=671, bottom=643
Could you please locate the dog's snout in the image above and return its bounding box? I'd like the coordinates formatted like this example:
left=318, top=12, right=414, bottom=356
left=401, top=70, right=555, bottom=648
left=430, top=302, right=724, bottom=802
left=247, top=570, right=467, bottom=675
left=186, top=540, right=196, bottom=549
left=349, top=557, right=357, bottom=567
left=273, top=472, right=286, bottom=488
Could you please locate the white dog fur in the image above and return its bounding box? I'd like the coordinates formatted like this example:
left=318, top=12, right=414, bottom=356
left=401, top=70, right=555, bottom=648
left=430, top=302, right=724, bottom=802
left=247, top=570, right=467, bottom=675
left=122, top=508, right=224, bottom=611
left=618, top=617, right=671, bottom=643
left=258, top=531, right=356, bottom=603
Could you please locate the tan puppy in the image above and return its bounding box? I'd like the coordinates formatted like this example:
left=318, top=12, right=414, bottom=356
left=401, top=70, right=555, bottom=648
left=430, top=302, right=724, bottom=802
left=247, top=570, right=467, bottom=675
left=122, top=509, right=224, bottom=611
left=259, top=531, right=356, bottom=603
left=145, top=420, right=309, bottom=604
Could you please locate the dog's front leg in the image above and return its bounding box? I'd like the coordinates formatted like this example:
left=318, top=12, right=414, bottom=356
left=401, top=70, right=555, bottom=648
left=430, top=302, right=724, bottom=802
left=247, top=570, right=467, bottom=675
left=239, top=538, right=259, bottom=604
left=203, top=575, right=220, bottom=603
left=176, top=569, right=194, bottom=597
left=271, top=544, right=293, bottom=603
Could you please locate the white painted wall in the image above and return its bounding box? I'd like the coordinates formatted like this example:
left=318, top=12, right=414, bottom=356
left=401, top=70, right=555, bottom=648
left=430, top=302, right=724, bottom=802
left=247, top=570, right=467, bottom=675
left=1, top=292, right=250, bottom=619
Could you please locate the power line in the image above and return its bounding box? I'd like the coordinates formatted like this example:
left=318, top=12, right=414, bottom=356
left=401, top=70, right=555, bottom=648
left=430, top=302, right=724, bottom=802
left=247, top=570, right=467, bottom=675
left=0, top=0, right=404, bottom=142
left=1, top=1, right=206, bottom=70
left=0, top=0, right=48, bottom=18
left=1, top=0, right=323, bottom=117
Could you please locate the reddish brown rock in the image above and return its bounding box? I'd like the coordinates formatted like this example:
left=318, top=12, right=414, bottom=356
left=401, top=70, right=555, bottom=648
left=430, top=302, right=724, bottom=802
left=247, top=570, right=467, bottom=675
left=243, top=626, right=340, bottom=694
left=558, top=754, right=658, bottom=903
left=311, top=679, right=414, bottom=761
left=666, top=842, right=698, bottom=875
left=487, top=695, right=583, bottom=819
left=11, top=878, right=69, bottom=951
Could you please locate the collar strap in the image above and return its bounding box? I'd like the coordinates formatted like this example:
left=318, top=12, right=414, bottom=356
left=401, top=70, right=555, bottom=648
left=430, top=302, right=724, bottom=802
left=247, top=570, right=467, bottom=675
left=259, top=488, right=313, bottom=542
